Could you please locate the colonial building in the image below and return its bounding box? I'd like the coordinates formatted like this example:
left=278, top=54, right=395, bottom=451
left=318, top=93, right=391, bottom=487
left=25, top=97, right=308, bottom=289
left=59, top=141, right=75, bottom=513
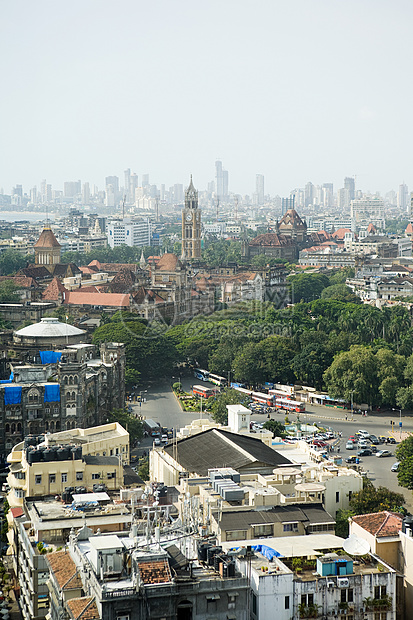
left=181, top=175, right=201, bottom=259
left=34, top=227, right=61, bottom=267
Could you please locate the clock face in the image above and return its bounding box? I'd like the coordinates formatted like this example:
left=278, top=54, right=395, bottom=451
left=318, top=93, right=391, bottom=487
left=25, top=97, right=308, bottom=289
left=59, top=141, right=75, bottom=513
left=186, top=213, right=192, bottom=222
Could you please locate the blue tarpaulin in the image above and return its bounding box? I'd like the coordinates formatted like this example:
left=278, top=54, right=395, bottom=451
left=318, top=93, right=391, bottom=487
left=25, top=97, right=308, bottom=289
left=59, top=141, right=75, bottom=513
left=4, top=386, right=22, bottom=405
left=44, top=384, right=60, bottom=403
left=252, top=545, right=282, bottom=560
left=40, top=351, right=62, bottom=364
left=0, top=381, right=11, bottom=384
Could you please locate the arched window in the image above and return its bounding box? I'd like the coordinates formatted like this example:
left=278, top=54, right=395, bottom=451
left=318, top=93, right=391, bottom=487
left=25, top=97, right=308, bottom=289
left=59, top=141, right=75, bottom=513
left=69, top=376, right=74, bottom=385
left=50, top=421, right=55, bottom=431
left=11, top=423, right=16, bottom=434
left=17, top=423, right=21, bottom=432
left=56, top=421, right=60, bottom=431
left=72, top=392, right=76, bottom=401
left=45, top=421, right=49, bottom=431
left=5, top=424, right=9, bottom=433
left=74, top=376, right=78, bottom=384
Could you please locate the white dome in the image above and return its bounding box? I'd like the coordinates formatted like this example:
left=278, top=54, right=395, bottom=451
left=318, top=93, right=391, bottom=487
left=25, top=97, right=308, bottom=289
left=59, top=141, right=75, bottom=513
left=14, top=317, right=85, bottom=338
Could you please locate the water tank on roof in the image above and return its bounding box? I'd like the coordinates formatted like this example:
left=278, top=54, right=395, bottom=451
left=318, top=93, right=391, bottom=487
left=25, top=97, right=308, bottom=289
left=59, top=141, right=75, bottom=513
left=43, top=449, right=53, bottom=462
left=403, top=516, right=413, bottom=534
left=75, top=446, right=82, bottom=460
left=57, top=447, right=70, bottom=461
left=32, top=449, right=42, bottom=463
left=75, top=486, right=86, bottom=494
left=207, top=546, right=222, bottom=566
left=37, top=435, right=45, bottom=444
left=26, top=448, right=35, bottom=465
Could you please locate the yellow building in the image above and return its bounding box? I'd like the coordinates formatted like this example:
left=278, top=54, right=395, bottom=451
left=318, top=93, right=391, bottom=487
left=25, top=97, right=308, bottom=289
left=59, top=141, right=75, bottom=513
left=7, top=422, right=129, bottom=506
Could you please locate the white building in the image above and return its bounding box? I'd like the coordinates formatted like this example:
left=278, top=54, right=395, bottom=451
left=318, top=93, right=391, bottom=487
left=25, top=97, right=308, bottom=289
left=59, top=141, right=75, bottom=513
left=107, top=218, right=151, bottom=248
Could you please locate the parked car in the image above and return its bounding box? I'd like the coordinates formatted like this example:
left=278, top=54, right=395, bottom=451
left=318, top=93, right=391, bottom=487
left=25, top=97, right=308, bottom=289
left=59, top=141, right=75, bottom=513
left=369, top=434, right=379, bottom=445
left=346, top=441, right=355, bottom=450
left=378, top=436, right=387, bottom=444
left=357, top=449, right=373, bottom=457
left=391, top=462, right=400, bottom=472
left=386, top=437, right=397, bottom=444
left=376, top=450, right=392, bottom=458
left=154, top=437, right=161, bottom=446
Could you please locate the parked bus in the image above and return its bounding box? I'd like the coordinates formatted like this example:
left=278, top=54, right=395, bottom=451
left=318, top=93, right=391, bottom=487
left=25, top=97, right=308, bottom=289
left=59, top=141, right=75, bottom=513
left=208, top=373, right=227, bottom=387
left=269, top=389, right=293, bottom=400
left=233, top=386, right=274, bottom=407
left=275, top=398, right=305, bottom=413
left=192, top=385, right=218, bottom=399
left=193, top=368, right=209, bottom=381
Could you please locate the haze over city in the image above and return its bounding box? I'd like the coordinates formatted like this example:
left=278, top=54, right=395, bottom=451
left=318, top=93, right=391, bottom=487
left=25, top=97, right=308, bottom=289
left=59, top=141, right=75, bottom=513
left=1, top=0, right=413, bottom=196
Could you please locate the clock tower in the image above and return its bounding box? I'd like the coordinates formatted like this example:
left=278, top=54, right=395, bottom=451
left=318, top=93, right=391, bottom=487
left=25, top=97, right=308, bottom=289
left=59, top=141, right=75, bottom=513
left=182, top=175, right=201, bottom=259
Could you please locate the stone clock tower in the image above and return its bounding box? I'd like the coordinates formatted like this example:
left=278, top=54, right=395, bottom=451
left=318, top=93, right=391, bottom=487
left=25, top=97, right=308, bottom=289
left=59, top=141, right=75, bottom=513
left=182, top=175, right=201, bottom=259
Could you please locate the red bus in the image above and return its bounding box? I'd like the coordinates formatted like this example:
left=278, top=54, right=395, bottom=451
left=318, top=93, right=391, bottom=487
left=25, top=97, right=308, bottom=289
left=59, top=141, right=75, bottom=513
left=275, top=398, right=305, bottom=413
left=269, top=389, right=293, bottom=400
left=192, top=385, right=218, bottom=399
left=233, top=386, right=274, bottom=407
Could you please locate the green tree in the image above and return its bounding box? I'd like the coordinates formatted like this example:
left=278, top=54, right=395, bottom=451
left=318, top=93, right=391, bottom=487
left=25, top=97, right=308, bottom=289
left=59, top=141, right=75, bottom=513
left=209, top=388, right=250, bottom=425
left=125, top=368, right=141, bottom=386
left=397, top=386, right=413, bottom=410
left=0, top=280, right=20, bottom=303
left=349, top=479, right=405, bottom=514
left=138, top=456, right=149, bottom=481
left=321, top=283, right=360, bottom=304
left=106, top=408, right=143, bottom=444
left=288, top=273, right=330, bottom=303
left=335, top=509, right=354, bottom=538
left=323, top=345, right=378, bottom=405
left=397, top=456, right=413, bottom=490
left=395, top=435, right=413, bottom=462
left=263, top=419, right=285, bottom=438
left=292, top=343, right=332, bottom=390
left=0, top=250, right=29, bottom=275
left=328, top=267, right=355, bottom=285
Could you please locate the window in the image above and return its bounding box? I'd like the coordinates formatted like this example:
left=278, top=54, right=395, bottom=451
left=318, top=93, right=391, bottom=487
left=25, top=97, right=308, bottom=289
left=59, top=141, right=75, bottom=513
left=374, top=614, right=387, bottom=620
left=283, top=523, right=299, bottom=532
left=61, top=473, right=67, bottom=483
left=341, top=588, right=353, bottom=603
left=107, top=472, right=116, bottom=479
left=301, top=594, right=314, bottom=606
left=92, top=473, right=100, bottom=480
left=35, top=475, right=42, bottom=485
left=252, top=524, right=273, bottom=537
left=251, top=592, right=257, bottom=615
left=336, top=491, right=340, bottom=503
left=15, top=489, right=24, bottom=499
left=76, top=472, right=83, bottom=481
left=226, top=530, right=247, bottom=541
left=49, top=474, right=56, bottom=484
left=285, top=596, right=290, bottom=610
left=374, top=586, right=387, bottom=599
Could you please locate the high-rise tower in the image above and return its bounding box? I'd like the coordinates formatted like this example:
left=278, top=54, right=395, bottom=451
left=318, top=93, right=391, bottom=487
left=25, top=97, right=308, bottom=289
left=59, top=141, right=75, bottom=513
left=182, top=176, right=201, bottom=259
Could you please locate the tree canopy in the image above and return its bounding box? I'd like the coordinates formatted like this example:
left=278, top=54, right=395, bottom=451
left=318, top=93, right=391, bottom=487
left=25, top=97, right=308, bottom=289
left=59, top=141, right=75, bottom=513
left=208, top=388, right=250, bottom=425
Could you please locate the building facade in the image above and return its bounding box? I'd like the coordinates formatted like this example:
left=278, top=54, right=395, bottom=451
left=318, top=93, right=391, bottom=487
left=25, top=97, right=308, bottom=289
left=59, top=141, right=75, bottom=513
left=181, top=176, right=201, bottom=259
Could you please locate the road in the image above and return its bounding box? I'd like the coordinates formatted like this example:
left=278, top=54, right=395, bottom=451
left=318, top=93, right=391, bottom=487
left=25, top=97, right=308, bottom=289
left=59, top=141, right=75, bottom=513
left=129, top=376, right=413, bottom=509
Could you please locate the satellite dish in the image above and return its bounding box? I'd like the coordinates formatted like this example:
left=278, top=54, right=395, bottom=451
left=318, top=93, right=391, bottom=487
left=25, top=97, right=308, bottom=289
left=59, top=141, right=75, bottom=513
left=343, top=534, right=370, bottom=556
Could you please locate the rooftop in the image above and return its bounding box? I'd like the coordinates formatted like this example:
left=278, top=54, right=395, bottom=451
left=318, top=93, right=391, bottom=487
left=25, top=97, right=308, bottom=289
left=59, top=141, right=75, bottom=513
left=14, top=316, right=85, bottom=338
left=46, top=550, right=82, bottom=590
left=351, top=511, right=403, bottom=538
left=66, top=597, right=100, bottom=620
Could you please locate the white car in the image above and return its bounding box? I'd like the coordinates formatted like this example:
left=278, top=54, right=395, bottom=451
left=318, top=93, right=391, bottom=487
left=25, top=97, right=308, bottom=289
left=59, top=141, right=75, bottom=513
left=346, top=441, right=355, bottom=450
left=154, top=437, right=161, bottom=446
left=357, top=430, right=370, bottom=438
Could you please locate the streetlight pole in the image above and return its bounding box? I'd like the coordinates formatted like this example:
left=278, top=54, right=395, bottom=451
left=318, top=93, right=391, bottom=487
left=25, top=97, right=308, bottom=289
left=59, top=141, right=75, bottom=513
left=392, top=408, right=402, bottom=439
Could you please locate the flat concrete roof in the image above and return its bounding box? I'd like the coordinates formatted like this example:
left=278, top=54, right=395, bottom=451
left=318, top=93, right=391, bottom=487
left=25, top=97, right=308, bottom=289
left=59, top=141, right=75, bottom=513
left=222, top=534, right=345, bottom=558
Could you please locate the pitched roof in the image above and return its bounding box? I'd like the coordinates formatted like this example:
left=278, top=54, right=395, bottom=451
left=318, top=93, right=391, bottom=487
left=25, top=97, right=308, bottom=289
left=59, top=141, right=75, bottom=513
left=63, top=291, right=130, bottom=308
left=367, top=223, right=377, bottom=234
left=278, top=209, right=307, bottom=229
left=17, top=265, right=53, bottom=279
left=332, top=228, right=351, bottom=240
left=137, top=559, right=172, bottom=584
left=42, top=277, right=68, bottom=301
left=109, top=268, right=136, bottom=293
left=406, top=223, right=413, bottom=234
left=218, top=504, right=334, bottom=531
left=10, top=507, right=24, bottom=519
left=249, top=233, right=294, bottom=247
left=352, top=511, right=403, bottom=538
left=157, top=253, right=181, bottom=271
left=34, top=227, right=61, bottom=248
left=163, top=428, right=293, bottom=475
left=88, top=260, right=139, bottom=273
left=66, top=597, right=100, bottom=620
left=132, top=287, right=164, bottom=304
left=46, top=550, right=82, bottom=590
left=0, top=276, right=39, bottom=289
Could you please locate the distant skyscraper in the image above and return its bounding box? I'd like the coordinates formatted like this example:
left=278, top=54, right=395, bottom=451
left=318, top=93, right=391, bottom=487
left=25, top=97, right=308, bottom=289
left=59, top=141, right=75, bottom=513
left=344, top=177, right=355, bottom=201
left=282, top=197, right=294, bottom=215
left=12, top=185, right=22, bottom=197
left=82, top=182, right=90, bottom=205
left=142, top=174, right=150, bottom=187
left=304, top=182, right=314, bottom=207
left=130, top=173, right=139, bottom=198
left=223, top=170, right=229, bottom=198
left=64, top=180, right=81, bottom=197
left=256, top=174, right=264, bottom=205
left=397, top=183, right=409, bottom=211
left=337, top=188, right=350, bottom=210
left=124, top=169, right=131, bottom=199
left=105, top=176, right=119, bottom=193
left=215, top=160, right=223, bottom=200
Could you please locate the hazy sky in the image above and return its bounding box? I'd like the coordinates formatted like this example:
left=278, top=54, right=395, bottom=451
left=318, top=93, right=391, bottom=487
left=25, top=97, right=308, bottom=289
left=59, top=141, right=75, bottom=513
left=1, top=0, right=413, bottom=197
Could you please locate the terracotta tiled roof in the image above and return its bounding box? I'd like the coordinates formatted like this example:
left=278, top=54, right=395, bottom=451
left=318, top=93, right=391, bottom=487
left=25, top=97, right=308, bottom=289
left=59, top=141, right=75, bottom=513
left=42, top=277, right=68, bottom=301
left=157, top=253, right=181, bottom=271
left=249, top=233, right=293, bottom=247
left=332, top=228, right=351, bottom=240
left=278, top=209, right=307, bottom=228
left=46, top=551, right=82, bottom=590
left=406, top=223, right=413, bottom=234
left=132, top=287, right=164, bottom=304
left=352, top=511, right=403, bottom=538
left=10, top=507, right=24, bottom=518
left=138, top=559, right=172, bottom=585
left=66, top=597, right=100, bottom=620
left=17, top=265, right=52, bottom=279
left=0, top=276, right=39, bottom=289
left=34, top=227, right=61, bottom=248
left=367, top=223, right=377, bottom=234
left=78, top=285, right=108, bottom=293
left=88, top=260, right=139, bottom=273
left=109, top=268, right=136, bottom=293
left=64, top=291, right=130, bottom=308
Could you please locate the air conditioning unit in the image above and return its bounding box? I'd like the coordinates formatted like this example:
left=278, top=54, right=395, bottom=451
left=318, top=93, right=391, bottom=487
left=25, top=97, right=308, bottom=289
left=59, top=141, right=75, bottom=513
left=337, top=577, right=349, bottom=588
left=327, top=581, right=335, bottom=588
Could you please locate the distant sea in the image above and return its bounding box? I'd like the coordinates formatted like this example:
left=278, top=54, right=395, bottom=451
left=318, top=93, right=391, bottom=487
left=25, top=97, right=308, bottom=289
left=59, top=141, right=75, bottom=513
left=0, top=211, right=56, bottom=223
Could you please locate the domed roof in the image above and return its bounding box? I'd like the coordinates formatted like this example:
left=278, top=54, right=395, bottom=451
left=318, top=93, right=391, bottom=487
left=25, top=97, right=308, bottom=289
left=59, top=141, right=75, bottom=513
left=14, top=317, right=85, bottom=338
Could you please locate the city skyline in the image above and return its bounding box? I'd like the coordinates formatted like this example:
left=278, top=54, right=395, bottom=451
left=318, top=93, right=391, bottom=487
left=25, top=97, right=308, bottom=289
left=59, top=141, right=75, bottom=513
left=1, top=1, right=413, bottom=195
